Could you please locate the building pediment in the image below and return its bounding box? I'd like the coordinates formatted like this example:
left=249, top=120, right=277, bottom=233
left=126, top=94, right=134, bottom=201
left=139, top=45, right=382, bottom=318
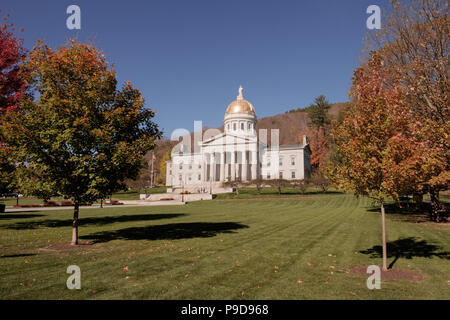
left=201, top=133, right=256, bottom=147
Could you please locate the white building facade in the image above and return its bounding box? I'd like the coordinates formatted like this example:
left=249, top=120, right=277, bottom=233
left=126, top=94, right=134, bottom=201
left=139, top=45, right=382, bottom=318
left=166, top=87, right=311, bottom=188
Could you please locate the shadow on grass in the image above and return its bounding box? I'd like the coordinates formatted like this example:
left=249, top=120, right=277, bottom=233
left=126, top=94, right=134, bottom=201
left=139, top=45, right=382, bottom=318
left=0, top=214, right=45, bottom=220
left=360, top=237, right=449, bottom=269
left=0, top=213, right=186, bottom=230
left=80, top=222, right=249, bottom=243
left=366, top=202, right=435, bottom=223
left=0, top=253, right=36, bottom=259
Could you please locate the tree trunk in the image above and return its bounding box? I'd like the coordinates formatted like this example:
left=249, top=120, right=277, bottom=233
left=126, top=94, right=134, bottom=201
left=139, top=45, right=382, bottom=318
left=71, top=202, right=79, bottom=245
left=429, top=188, right=443, bottom=222
left=413, top=192, right=423, bottom=209
left=100, top=198, right=103, bottom=209
left=381, top=198, right=388, bottom=271
left=16, top=195, right=19, bottom=206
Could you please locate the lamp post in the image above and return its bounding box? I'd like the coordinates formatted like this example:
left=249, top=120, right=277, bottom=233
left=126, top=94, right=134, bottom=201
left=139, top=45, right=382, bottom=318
left=146, top=179, right=150, bottom=199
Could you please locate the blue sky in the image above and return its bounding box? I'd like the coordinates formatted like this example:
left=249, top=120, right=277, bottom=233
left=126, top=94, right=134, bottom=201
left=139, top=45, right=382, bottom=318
left=1, top=0, right=389, bottom=137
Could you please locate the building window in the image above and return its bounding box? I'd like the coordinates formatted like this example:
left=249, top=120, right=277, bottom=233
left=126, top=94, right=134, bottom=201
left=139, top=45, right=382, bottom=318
left=241, top=123, right=244, bottom=130
left=291, top=171, right=296, bottom=179
left=169, top=170, right=172, bottom=175
left=189, top=164, right=192, bottom=170
left=227, top=124, right=230, bottom=131
left=179, top=163, right=183, bottom=170
left=279, top=172, right=283, bottom=179
left=188, top=176, right=192, bottom=181
left=233, top=123, right=237, bottom=131
left=179, top=175, right=182, bottom=181
left=279, top=158, right=283, bottom=166
left=198, top=174, right=201, bottom=180
left=198, top=164, right=201, bottom=169
left=267, top=173, right=271, bottom=179
left=248, top=123, right=251, bottom=130
left=267, top=160, right=271, bottom=167
left=291, top=157, right=295, bottom=166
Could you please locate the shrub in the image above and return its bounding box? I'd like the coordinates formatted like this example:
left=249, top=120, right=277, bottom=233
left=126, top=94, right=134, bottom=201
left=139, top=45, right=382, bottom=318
left=311, top=173, right=330, bottom=193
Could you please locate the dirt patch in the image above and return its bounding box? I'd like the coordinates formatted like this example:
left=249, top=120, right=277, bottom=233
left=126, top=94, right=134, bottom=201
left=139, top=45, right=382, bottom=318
left=350, top=266, right=425, bottom=282
left=216, top=197, right=316, bottom=202
left=39, top=242, right=94, bottom=252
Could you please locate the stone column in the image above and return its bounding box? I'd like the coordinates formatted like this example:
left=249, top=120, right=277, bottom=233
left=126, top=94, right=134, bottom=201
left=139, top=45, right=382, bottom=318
left=251, top=152, right=257, bottom=181
left=211, top=152, right=217, bottom=182
left=231, top=151, right=236, bottom=181
left=220, top=152, right=225, bottom=182
left=242, top=151, right=248, bottom=181
left=202, top=156, right=207, bottom=182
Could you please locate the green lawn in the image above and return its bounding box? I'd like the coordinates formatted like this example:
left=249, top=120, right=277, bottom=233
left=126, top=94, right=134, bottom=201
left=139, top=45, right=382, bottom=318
left=0, top=192, right=448, bottom=299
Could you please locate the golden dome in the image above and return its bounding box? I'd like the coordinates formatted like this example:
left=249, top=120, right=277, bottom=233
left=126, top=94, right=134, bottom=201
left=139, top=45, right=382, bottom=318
left=225, top=86, right=255, bottom=116
left=225, top=99, right=255, bottom=116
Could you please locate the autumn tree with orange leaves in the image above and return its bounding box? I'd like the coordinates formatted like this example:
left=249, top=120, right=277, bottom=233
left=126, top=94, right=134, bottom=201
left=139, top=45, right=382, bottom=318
left=367, top=0, right=449, bottom=221
left=299, top=95, right=332, bottom=192
left=299, top=126, right=328, bottom=172
left=2, top=40, right=161, bottom=244
left=331, top=53, right=446, bottom=270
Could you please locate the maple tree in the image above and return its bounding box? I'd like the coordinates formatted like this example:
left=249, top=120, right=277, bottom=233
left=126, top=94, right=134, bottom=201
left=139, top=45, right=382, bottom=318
left=331, top=53, right=445, bottom=270
left=2, top=40, right=161, bottom=244
left=0, top=15, right=27, bottom=195
left=299, top=127, right=328, bottom=173
left=300, top=95, right=332, bottom=186
left=367, top=0, right=449, bottom=220
left=0, top=14, right=27, bottom=116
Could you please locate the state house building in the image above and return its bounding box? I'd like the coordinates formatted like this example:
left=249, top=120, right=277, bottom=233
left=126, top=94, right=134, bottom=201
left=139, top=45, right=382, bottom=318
left=166, top=87, right=311, bottom=187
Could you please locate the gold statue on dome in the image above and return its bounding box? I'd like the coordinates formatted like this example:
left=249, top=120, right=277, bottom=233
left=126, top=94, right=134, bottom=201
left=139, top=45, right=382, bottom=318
left=238, top=85, right=243, bottom=100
